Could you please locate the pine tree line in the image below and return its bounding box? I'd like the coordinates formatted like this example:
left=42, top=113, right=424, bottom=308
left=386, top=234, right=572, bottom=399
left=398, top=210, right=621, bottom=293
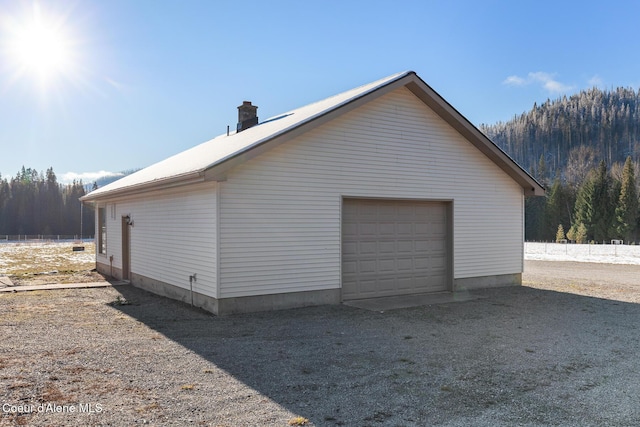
left=527, top=157, right=639, bottom=243
left=0, top=166, right=95, bottom=236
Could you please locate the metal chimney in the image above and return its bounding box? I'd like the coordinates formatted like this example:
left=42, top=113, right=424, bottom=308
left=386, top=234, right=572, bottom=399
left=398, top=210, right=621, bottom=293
left=237, top=101, right=258, bottom=132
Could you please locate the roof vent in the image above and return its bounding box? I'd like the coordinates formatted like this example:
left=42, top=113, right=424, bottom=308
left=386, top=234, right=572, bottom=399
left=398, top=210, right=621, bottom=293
left=237, top=101, right=258, bottom=132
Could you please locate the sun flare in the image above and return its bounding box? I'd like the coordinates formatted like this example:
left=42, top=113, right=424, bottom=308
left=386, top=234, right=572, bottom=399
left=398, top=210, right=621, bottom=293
left=3, top=3, right=77, bottom=90
left=14, top=21, right=70, bottom=74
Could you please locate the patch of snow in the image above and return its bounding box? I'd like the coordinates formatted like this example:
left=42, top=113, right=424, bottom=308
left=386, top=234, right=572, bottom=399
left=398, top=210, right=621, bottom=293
left=525, top=242, right=640, bottom=265
left=0, top=242, right=95, bottom=274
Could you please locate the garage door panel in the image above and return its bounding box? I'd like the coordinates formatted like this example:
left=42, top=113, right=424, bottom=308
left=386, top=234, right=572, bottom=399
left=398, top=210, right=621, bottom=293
left=342, top=261, right=357, bottom=274
left=415, top=227, right=432, bottom=236
left=397, top=223, right=414, bottom=234
left=359, top=260, right=377, bottom=273
left=415, top=240, right=432, bottom=251
left=430, top=240, right=447, bottom=251
left=379, top=223, right=395, bottom=235
left=361, top=241, right=378, bottom=254
left=413, top=257, right=431, bottom=269
left=342, top=223, right=358, bottom=236
left=343, top=241, right=358, bottom=255
left=354, top=279, right=376, bottom=297
left=415, top=204, right=434, bottom=215
left=359, top=222, right=378, bottom=235
left=377, top=277, right=397, bottom=290
left=378, top=259, right=396, bottom=272
left=379, top=203, right=396, bottom=214
left=396, top=277, right=414, bottom=290
left=399, top=207, right=416, bottom=218
left=397, top=258, right=414, bottom=271
left=379, top=241, right=396, bottom=253
left=342, top=199, right=450, bottom=300
left=396, top=241, right=414, bottom=253
left=431, top=255, right=447, bottom=268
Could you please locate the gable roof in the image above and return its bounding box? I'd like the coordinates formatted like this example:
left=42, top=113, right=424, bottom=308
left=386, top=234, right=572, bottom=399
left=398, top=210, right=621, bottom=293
left=81, top=71, right=544, bottom=201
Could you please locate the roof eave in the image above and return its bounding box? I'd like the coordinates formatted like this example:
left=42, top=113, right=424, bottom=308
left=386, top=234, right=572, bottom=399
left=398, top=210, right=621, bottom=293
left=403, top=78, right=545, bottom=197
left=80, top=171, right=205, bottom=203
left=84, top=70, right=544, bottom=199
left=204, top=71, right=544, bottom=196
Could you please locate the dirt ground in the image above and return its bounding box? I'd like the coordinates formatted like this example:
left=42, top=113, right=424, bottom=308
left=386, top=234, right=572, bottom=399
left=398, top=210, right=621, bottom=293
left=2, top=260, right=640, bottom=426
left=0, top=242, right=101, bottom=287
left=5, top=269, right=106, bottom=287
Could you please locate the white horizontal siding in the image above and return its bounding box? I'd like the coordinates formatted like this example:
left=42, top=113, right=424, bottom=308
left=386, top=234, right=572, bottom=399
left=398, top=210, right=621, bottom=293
left=101, top=182, right=217, bottom=297
left=219, top=86, right=523, bottom=298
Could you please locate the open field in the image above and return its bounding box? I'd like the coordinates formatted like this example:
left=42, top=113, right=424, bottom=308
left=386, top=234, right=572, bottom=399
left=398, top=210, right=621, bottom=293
left=525, top=242, right=640, bottom=265
left=2, top=261, right=640, bottom=426
left=0, top=242, right=101, bottom=286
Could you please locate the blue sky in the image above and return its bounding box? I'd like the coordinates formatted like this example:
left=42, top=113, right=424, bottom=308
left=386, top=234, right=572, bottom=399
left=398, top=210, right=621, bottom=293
left=1, top=0, right=639, bottom=183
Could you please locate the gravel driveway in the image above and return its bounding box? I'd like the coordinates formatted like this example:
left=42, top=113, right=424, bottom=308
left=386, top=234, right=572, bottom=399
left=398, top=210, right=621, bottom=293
left=2, top=260, right=640, bottom=426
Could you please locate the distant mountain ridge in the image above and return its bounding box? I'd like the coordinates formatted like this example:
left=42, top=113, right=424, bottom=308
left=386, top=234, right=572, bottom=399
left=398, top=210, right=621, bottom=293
left=87, top=169, right=139, bottom=192
left=480, top=87, right=640, bottom=183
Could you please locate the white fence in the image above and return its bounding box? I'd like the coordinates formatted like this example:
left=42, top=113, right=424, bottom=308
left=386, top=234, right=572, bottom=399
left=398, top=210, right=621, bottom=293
left=525, top=242, right=640, bottom=265
left=0, top=235, right=94, bottom=243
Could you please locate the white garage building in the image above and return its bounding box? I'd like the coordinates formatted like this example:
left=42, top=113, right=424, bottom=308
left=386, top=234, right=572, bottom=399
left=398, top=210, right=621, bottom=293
left=81, top=71, right=544, bottom=315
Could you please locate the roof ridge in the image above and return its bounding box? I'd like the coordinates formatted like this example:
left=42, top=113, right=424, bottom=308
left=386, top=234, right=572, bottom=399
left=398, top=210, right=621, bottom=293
left=258, top=71, right=413, bottom=124
left=81, top=70, right=543, bottom=201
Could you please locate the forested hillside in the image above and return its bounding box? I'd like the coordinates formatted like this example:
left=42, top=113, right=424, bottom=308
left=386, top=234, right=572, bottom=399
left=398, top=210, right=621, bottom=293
left=481, top=87, right=640, bottom=180
left=0, top=167, right=94, bottom=236
left=481, top=87, right=640, bottom=243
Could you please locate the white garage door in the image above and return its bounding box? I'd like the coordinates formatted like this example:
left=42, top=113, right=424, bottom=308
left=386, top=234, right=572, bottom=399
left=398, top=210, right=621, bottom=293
left=342, top=199, right=449, bottom=300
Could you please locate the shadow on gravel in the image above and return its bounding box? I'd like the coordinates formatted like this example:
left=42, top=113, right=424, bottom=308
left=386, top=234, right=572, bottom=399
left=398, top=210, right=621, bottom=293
left=111, top=285, right=640, bottom=426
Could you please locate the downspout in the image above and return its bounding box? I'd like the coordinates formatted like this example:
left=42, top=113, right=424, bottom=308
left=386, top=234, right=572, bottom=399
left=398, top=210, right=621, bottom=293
left=215, top=181, right=222, bottom=300
left=521, top=192, right=525, bottom=274
left=189, top=274, right=197, bottom=307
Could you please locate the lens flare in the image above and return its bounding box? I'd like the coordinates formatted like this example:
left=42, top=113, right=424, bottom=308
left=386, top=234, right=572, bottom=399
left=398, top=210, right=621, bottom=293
left=2, top=2, right=78, bottom=91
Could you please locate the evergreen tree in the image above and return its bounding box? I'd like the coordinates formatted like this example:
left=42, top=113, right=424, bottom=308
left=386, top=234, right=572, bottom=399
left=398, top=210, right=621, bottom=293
left=576, top=222, right=588, bottom=244
left=9, top=167, right=40, bottom=235
left=555, top=224, right=566, bottom=242
left=0, top=175, right=10, bottom=232
left=591, top=161, right=614, bottom=242
left=573, top=175, right=593, bottom=240
left=545, top=177, right=573, bottom=240
left=574, top=161, right=614, bottom=242
left=568, top=222, right=588, bottom=244
left=537, top=154, right=549, bottom=187
left=0, top=166, right=95, bottom=236
left=609, top=173, right=623, bottom=238
left=567, top=224, right=576, bottom=242
left=63, top=180, right=84, bottom=236
left=41, top=167, right=63, bottom=235
left=614, top=156, right=639, bottom=242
